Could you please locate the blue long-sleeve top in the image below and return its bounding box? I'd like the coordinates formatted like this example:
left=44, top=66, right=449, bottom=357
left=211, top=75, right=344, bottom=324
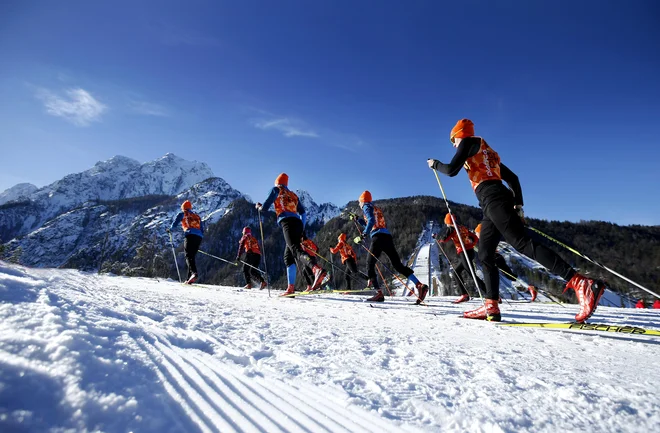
left=261, top=186, right=307, bottom=227
left=170, top=211, right=204, bottom=238
left=358, top=203, right=389, bottom=238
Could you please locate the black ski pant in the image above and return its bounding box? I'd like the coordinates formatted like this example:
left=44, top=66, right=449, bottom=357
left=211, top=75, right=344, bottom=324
left=342, top=257, right=368, bottom=290
left=184, top=234, right=202, bottom=280
left=242, top=252, right=264, bottom=286
left=281, top=217, right=317, bottom=272
left=495, top=253, right=517, bottom=281
left=477, top=182, right=575, bottom=300
left=366, top=233, right=414, bottom=290
left=453, top=249, right=486, bottom=297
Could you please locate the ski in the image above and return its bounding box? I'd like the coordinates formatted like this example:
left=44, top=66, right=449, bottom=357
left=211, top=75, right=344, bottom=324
left=280, top=289, right=372, bottom=298
left=498, top=322, right=660, bottom=336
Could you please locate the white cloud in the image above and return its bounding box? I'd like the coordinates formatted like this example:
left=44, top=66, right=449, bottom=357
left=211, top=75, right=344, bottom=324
left=35, top=87, right=107, bottom=126
left=128, top=100, right=170, bottom=117
left=252, top=117, right=319, bottom=138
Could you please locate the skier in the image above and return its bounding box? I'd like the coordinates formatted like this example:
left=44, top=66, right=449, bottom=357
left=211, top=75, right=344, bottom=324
left=236, top=227, right=267, bottom=290
left=474, top=223, right=538, bottom=302
left=352, top=190, right=429, bottom=303
left=330, top=233, right=368, bottom=291
left=255, top=173, right=327, bottom=296
left=300, top=233, right=322, bottom=292
left=635, top=299, right=646, bottom=309
left=433, top=213, right=485, bottom=303
left=653, top=299, right=660, bottom=309
left=428, top=118, right=605, bottom=322
left=169, top=200, right=204, bottom=284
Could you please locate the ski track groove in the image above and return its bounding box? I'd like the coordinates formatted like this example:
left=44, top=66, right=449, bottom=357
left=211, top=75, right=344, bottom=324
left=136, top=337, right=212, bottom=433
left=137, top=337, right=226, bottom=433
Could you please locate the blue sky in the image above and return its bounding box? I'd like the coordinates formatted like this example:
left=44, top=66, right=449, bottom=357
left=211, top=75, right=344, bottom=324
left=1, top=0, right=658, bottom=225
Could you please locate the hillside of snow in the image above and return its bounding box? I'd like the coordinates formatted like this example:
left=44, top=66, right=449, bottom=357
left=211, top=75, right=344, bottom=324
left=1, top=261, right=659, bottom=432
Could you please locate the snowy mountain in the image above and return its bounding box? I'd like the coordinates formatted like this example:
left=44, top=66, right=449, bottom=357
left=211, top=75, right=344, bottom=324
left=1, top=260, right=659, bottom=433
left=0, top=153, right=214, bottom=241
left=0, top=182, right=38, bottom=206
left=7, top=177, right=244, bottom=269
left=295, top=189, right=341, bottom=224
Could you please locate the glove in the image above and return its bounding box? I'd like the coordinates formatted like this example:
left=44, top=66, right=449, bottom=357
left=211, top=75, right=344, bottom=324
left=353, top=236, right=363, bottom=244
left=348, top=213, right=356, bottom=221
left=427, top=158, right=440, bottom=169
left=166, top=228, right=171, bottom=233
left=514, top=205, right=526, bottom=224
left=235, top=256, right=240, bottom=262
left=431, top=233, right=436, bottom=239
left=255, top=202, right=263, bottom=211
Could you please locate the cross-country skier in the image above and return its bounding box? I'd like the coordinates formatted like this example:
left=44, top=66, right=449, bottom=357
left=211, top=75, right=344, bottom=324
left=433, top=213, right=486, bottom=303
left=428, top=118, right=605, bottom=322
left=474, top=223, right=538, bottom=302
left=255, top=173, right=327, bottom=297
left=330, top=233, right=368, bottom=291
left=353, top=190, right=429, bottom=303
left=169, top=200, right=204, bottom=284
left=300, top=232, right=321, bottom=292
left=236, top=227, right=267, bottom=290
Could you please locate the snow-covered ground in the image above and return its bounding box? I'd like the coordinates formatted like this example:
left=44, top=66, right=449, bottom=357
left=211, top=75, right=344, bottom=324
left=1, top=261, right=659, bottom=432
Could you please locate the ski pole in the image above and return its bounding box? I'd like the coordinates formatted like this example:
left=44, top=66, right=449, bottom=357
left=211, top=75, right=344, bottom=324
left=354, top=240, right=427, bottom=305
left=527, top=225, right=659, bottom=300
left=375, top=264, right=393, bottom=297
left=432, top=169, right=485, bottom=302
left=198, top=250, right=238, bottom=266
left=301, top=243, right=368, bottom=289
left=168, top=231, right=182, bottom=283
left=349, top=217, right=417, bottom=300
left=435, top=240, right=469, bottom=292
left=258, top=209, right=270, bottom=297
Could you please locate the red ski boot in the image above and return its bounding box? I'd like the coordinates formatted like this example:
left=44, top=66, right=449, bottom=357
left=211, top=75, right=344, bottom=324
left=367, top=290, right=385, bottom=302
left=243, top=283, right=252, bottom=290
left=452, top=294, right=470, bottom=304
left=564, top=274, right=605, bottom=323
left=310, top=265, right=328, bottom=291
left=528, top=286, right=538, bottom=302
left=280, top=284, right=296, bottom=297
left=415, top=282, right=429, bottom=305
left=259, top=281, right=268, bottom=290
left=463, top=299, right=501, bottom=322
left=185, top=273, right=198, bottom=284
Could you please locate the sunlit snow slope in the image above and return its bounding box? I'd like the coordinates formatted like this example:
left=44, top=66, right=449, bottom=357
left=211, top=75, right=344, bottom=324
left=1, top=261, right=659, bottom=433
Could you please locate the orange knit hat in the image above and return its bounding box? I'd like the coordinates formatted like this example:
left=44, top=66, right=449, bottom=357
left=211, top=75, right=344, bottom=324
left=274, top=173, right=289, bottom=186
left=338, top=233, right=346, bottom=242
left=359, top=190, right=372, bottom=203
left=450, top=119, right=475, bottom=143
left=181, top=200, right=192, bottom=210
left=444, top=213, right=454, bottom=225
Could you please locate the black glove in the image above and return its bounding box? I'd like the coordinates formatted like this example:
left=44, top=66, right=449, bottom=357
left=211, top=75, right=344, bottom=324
left=427, top=159, right=442, bottom=170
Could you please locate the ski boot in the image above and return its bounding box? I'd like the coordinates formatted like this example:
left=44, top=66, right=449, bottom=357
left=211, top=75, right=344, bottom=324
left=452, top=294, right=470, bottom=304
left=367, top=290, right=385, bottom=302
left=528, top=286, right=538, bottom=302
left=259, top=281, right=268, bottom=290
left=564, top=274, right=605, bottom=323
left=185, top=273, right=198, bottom=284
left=280, top=284, right=296, bottom=297
left=310, top=265, right=328, bottom=290
left=463, top=299, right=501, bottom=321
left=243, top=283, right=252, bottom=290
left=415, top=282, right=429, bottom=305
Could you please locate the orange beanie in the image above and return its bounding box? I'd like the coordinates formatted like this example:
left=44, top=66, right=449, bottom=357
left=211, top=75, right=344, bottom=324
left=450, top=119, right=475, bottom=143
left=338, top=233, right=346, bottom=242
left=274, top=173, right=289, bottom=186
left=359, top=190, right=372, bottom=203
left=181, top=200, right=192, bottom=210
left=444, top=213, right=454, bottom=225
left=475, top=223, right=482, bottom=235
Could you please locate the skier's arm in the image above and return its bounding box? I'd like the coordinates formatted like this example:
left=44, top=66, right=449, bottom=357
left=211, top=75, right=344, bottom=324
left=362, top=204, right=376, bottom=236
left=500, top=163, right=524, bottom=207
left=431, top=138, right=478, bottom=177
left=260, top=187, right=279, bottom=211
left=297, top=201, right=307, bottom=227
left=438, top=226, right=454, bottom=243
left=330, top=242, right=340, bottom=254
left=236, top=236, right=245, bottom=259
left=170, top=212, right=183, bottom=231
